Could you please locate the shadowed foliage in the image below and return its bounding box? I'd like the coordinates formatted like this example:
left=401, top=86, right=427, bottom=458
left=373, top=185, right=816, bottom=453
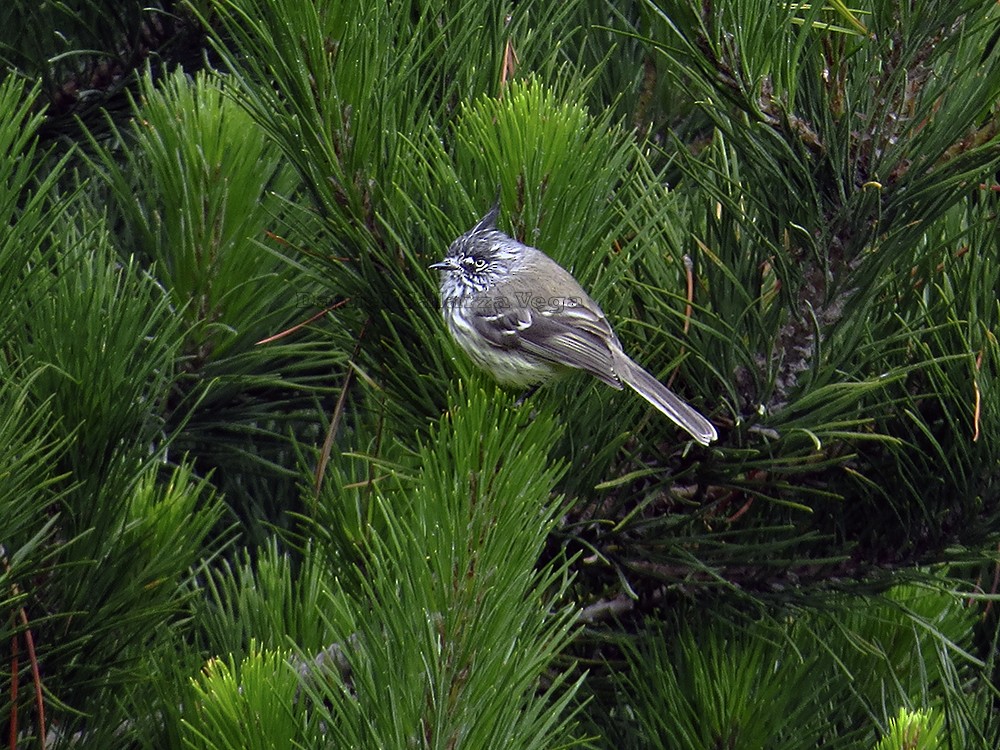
left=1, top=1, right=999, bottom=748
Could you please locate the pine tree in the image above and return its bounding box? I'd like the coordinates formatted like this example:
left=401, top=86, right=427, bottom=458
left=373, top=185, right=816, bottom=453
left=1, top=1, right=999, bottom=748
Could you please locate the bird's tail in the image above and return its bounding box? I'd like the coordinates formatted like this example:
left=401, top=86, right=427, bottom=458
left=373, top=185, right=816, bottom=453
left=614, top=351, right=718, bottom=446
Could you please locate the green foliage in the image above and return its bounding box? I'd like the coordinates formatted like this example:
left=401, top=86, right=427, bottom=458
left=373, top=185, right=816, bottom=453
left=0, top=0, right=209, bottom=140
left=874, top=707, right=946, bottom=750
left=641, top=0, right=1000, bottom=404
left=557, top=0, right=1000, bottom=595
left=0, top=69, right=74, bottom=563
left=298, top=386, right=585, bottom=749
left=452, top=81, right=631, bottom=265
left=0, top=376, right=68, bottom=622
left=195, top=540, right=338, bottom=658
left=589, top=584, right=983, bottom=749
left=169, top=387, right=585, bottom=748
left=0, top=75, right=70, bottom=332
left=614, top=623, right=826, bottom=750
left=15, top=237, right=182, bottom=485
left=0, top=1, right=156, bottom=85
left=5, top=219, right=219, bottom=735
left=94, top=69, right=301, bottom=359
left=182, top=645, right=307, bottom=750
left=194, top=0, right=628, bottom=440
left=87, top=66, right=343, bottom=535
left=1, top=0, right=1000, bottom=748
left=37, top=462, right=223, bottom=735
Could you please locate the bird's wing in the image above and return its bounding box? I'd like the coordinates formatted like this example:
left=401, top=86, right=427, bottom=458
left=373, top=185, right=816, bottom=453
left=470, top=300, right=623, bottom=389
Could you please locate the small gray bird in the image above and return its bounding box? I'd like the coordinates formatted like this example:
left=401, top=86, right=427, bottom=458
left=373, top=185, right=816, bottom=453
left=431, top=201, right=717, bottom=445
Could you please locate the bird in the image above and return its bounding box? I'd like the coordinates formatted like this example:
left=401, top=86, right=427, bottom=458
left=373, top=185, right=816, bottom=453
left=430, top=199, right=717, bottom=445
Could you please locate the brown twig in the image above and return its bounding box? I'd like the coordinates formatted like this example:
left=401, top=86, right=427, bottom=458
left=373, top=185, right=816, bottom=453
left=9, top=617, right=17, bottom=750
left=973, top=349, right=983, bottom=442
left=313, top=321, right=369, bottom=497
left=4, top=553, right=45, bottom=750
left=499, top=15, right=518, bottom=96
left=255, top=298, right=349, bottom=346
left=18, top=606, right=44, bottom=750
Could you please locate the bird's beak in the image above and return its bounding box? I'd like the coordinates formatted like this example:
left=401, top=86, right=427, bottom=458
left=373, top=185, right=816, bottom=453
left=429, top=259, right=457, bottom=271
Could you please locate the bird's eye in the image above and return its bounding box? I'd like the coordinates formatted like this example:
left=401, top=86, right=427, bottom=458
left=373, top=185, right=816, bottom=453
left=460, top=256, right=486, bottom=273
